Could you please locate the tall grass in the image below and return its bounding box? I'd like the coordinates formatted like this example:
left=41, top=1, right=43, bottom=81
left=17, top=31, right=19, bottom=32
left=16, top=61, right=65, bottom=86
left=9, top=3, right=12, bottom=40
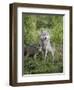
left=23, top=14, right=63, bottom=74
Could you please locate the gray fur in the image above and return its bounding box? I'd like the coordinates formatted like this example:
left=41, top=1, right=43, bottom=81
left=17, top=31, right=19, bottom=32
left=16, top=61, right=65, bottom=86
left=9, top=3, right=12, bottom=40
left=39, top=31, right=55, bottom=62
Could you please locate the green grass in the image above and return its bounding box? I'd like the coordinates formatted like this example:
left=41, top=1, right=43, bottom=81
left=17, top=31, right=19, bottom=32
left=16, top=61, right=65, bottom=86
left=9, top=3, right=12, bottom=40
left=24, top=49, right=63, bottom=74
left=23, top=14, right=63, bottom=75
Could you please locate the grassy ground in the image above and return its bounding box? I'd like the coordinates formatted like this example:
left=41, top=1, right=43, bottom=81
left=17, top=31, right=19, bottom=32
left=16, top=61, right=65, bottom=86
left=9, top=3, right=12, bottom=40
left=24, top=47, right=63, bottom=74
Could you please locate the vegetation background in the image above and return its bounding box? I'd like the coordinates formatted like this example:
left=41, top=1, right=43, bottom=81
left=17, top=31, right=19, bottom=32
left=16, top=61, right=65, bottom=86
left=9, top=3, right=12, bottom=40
left=23, top=14, right=63, bottom=74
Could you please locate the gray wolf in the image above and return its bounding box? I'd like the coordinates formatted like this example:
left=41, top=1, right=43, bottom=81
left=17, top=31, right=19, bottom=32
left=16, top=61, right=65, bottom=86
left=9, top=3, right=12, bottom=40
left=39, top=30, right=55, bottom=63
left=24, top=44, right=39, bottom=60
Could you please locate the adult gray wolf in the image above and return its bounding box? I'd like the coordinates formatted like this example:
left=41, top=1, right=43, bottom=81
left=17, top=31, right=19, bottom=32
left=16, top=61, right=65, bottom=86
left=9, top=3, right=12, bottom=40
left=39, top=30, right=55, bottom=63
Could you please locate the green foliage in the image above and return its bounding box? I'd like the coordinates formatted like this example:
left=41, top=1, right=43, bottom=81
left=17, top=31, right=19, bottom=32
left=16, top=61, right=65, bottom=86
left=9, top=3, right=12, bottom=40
left=24, top=53, right=63, bottom=74
left=23, top=14, right=63, bottom=74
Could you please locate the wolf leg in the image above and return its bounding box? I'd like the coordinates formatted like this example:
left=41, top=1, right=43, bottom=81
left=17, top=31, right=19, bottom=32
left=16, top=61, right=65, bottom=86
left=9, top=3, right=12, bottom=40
left=45, top=49, right=48, bottom=61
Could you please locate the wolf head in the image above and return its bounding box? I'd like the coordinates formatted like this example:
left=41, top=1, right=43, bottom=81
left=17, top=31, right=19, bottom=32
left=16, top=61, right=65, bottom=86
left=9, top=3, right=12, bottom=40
left=40, top=31, right=50, bottom=41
